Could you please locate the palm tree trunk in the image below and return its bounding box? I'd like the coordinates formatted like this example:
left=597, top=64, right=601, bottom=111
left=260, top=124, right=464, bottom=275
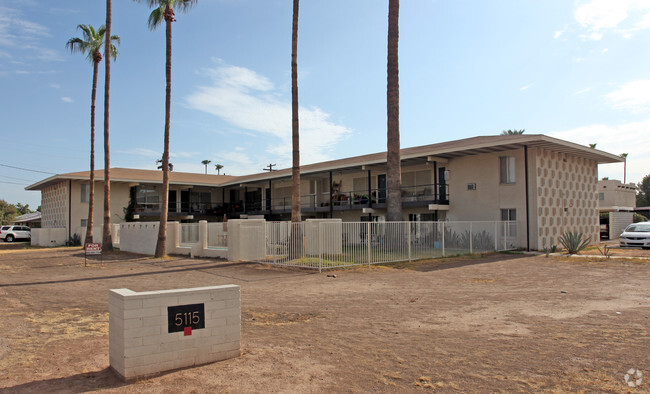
left=289, top=0, right=302, bottom=258
left=84, top=60, right=98, bottom=245
left=102, top=0, right=114, bottom=251
left=291, top=0, right=300, bottom=224
left=155, top=9, right=173, bottom=258
left=386, top=0, right=402, bottom=222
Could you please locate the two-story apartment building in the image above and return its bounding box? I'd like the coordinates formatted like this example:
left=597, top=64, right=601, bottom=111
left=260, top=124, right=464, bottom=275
left=26, top=134, right=623, bottom=250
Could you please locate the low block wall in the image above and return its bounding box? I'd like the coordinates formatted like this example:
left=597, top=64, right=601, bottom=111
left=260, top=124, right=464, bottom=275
left=31, top=227, right=67, bottom=246
left=227, top=219, right=266, bottom=261
left=109, top=285, right=241, bottom=381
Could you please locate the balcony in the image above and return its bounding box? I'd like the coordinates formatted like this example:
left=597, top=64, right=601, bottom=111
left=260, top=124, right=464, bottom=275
left=134, top=183, right=449, bottom=219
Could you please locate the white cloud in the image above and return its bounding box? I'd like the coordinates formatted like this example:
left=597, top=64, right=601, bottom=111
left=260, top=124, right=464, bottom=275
left=186, top=62, right=352, bottom=166
left=61, top=97, right=73, bottom=103
left=573, top=87, right=593, bottom=95
left=574, top=0, right=650, bottom=40
left=549, top=119, right=650, bottom=184
left=520, top=85, right=531, bottom=91
left=601, top=48, right=609, bottom=53
left=553, top=29, right=565, bottom=39
left=606, top=80, right=650, bottom=112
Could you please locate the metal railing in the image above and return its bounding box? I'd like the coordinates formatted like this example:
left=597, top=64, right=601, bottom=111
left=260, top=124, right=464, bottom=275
left=257, top=221, right=518, bottom=271
left=207, top=222, right=228, bottom=248
left=180, top=223, right=199, bottom=245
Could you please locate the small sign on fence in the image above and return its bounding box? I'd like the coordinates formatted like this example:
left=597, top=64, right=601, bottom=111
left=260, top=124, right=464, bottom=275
left=84, top=243, right=102, bottom=266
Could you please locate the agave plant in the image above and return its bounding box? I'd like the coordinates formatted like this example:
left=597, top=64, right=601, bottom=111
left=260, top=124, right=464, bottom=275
left=558, top=231, right=591, bottom=255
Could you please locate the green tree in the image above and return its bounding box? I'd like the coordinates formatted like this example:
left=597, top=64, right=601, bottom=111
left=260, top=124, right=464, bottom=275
left=291, top=0, right=300, bottom=224
left=589, top=143, right=597, bottom=149
left=637, top=174, right=650, bottom=207
left=501, top=129, right=525, bottom=135
left=15, top=203, right=32, bottom=215
left=0, top=200, right=18, bottom=224
left=103, top=0, right=115, bottom=251
left=201, top=159, right=211, bottom=174
left=214, top=163, right=224, bottom=175
left=66, top=24, right=120, bottom=245
left=134, top=0, right=197, bottom=258
left=386, top=0, right=402, bottom=222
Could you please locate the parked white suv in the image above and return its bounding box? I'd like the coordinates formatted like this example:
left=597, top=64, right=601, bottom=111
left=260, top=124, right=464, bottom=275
left=0, top=225, right=32, bottom=242
left=619, top=222, right=650, bottom=249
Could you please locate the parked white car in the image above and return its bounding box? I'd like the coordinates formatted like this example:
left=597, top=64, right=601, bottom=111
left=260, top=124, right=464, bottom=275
left=0, top=225, right=32, bottom=242
left=619, top=222, right=650, bottom=249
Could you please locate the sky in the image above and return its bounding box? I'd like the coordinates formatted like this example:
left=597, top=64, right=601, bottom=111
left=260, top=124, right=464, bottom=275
left=1, top=0, right=650, bottom=208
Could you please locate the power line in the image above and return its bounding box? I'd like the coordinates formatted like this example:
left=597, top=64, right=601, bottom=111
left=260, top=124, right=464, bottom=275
left=0, top=180, right=29, bottom=185
left=0, top=174, right=38, bottom=183
left=0, top=163, right=56, bottom=175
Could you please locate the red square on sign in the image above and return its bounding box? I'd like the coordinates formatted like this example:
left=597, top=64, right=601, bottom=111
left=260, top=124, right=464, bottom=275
left=184, top=327, right=192, bottom=336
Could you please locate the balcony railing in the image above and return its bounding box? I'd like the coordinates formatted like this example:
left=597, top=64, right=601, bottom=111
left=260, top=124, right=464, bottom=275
left=134, top=183, right=449, bottom=217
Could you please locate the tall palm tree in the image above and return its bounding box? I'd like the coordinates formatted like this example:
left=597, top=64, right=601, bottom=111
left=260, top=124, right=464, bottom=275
left=103, top=0, right=114, bottom=252
left=621, top=153, right=628, bottom=183
left=214, top=163, right=223, bottom=175
left=134, top=0, right=197, bottom=258
left=291, top=0, right=300, bottom=224
left=386, top=0, right=402, bottom=222
left=201, top=159, right=211, bottom=174
left=66, top=24, right=119, bottom=246
left=589, top=143, right=597, bottom=149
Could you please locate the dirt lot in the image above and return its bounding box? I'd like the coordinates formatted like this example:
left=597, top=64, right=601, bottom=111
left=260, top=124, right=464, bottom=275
left=0, top=243, right=648, bottom=393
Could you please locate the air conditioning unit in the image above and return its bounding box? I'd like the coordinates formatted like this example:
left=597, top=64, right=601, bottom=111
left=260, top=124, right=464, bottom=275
left=467, top=183, right=476, bottom=190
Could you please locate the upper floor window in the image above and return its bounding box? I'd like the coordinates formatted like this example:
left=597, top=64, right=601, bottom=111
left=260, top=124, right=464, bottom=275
left=598, top=192, right=604, bottom=201
left=499, top=156, right=516, bottom=184
left=81, top=184, right=90, bottom=203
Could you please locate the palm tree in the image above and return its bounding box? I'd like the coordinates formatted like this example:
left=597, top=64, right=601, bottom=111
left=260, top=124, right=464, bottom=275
left=386, top=0, right=402, bottom=222
left=201, top=159, right=211, bottom=174
left=501, top=129, right=525, bottom=135
left=291, top=0, right=300, bottom=224
left=103, top=0, right=114, bottom=252
left=66, top=24, right=119, bottom=246
left=621, top=153, right=628, bottom=183
left=589, top=143, right=597, bottom=149
left=134, top=0, right=197, bottom=258
left=214, top=163, right=224, bottom=175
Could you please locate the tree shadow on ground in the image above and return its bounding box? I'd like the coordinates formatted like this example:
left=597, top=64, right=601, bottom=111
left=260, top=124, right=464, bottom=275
left=388, top=253, right=530, bottom=272
left=2, top=367, right=127, bottom=393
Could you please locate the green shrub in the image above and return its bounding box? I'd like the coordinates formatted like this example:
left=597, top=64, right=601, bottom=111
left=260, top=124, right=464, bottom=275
left=558, top=231, right=591, bottom=255
left=633, top=213, right=648, bottom=223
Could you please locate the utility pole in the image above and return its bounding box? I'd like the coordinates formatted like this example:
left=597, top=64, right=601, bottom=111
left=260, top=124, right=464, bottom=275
left=263, top=163, right=276, bottom=172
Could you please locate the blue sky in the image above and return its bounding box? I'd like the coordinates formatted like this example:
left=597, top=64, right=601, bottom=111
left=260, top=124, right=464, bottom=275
left=1, top=0, right=650, bottom=208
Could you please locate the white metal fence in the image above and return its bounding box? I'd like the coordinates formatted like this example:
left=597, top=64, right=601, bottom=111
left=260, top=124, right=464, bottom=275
left=180, top=223, right=199, bottom=245
left=257, top=221, right=518, bottom=270
left=207, top=222, right=228, bottom=248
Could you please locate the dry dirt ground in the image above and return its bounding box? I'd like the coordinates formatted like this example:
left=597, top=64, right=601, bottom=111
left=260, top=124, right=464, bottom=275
left=0, top=243, right=648, bottom=393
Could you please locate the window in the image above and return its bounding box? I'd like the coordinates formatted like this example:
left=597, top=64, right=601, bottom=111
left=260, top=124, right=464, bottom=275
left=81, top=219, right=88, bottom=227
left=499, top=156, right=516, bottom=184
left=598, top=192, right=604, bottom=201
left=81, top=184, right=90, bottom=203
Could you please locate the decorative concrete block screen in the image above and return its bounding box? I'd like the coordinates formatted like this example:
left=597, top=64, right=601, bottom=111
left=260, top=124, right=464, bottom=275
left=109, top=285, right=241, bottom=381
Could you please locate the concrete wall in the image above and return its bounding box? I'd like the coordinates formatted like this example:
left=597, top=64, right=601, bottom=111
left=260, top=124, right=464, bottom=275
left=609, top=211, right=633, bottom=239
left=446, top=149, right=527, bottom=248
left=227, top=219, right=266, bottom=261
left=598, top=179, right=637, bottom=209
left=109, top=285, right=240, bottom=381
left=30, top=227, right=67, bottom=246
left=531, top=148, right=599, bottom=249
left=305, top=219, right=342, bottom=255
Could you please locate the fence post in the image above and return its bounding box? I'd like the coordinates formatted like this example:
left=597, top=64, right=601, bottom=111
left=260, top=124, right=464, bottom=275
left=407, top=222, right=412, bottom=262
left=318, top=222, right=323, bottom=273
left=469, top=222, right=473, bottom=254
left=494, top=221, right=498, bottom=251
left=503, top=221, right=506, bottom=250
left=367, top=222, right=371, bottom=267
left=442, top=222, right=446, bottom=257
